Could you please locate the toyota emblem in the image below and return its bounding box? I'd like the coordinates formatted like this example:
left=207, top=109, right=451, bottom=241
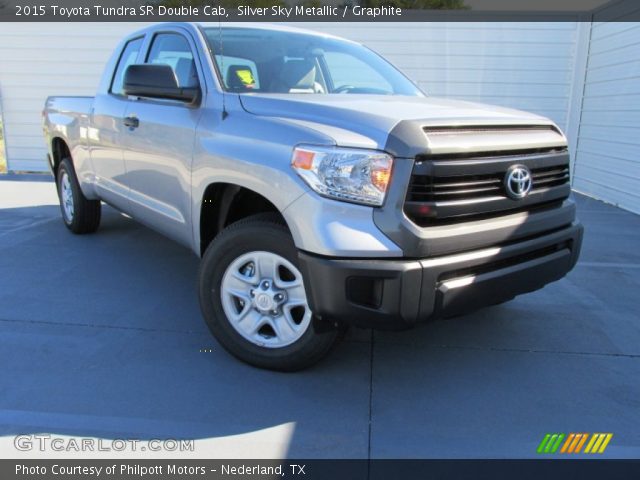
left=504, top=165, right=532, bottom=200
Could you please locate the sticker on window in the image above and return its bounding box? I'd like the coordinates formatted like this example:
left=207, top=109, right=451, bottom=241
left=235, top=69, right=255, bottom=88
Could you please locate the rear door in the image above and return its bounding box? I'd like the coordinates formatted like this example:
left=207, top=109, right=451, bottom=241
left=120, top=29, right=204, bottom=246
left=90, top=36, right=143, bottom=211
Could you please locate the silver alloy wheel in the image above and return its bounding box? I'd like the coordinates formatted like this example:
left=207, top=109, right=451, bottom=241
left=220, top=251, right=312, bottom=348
left=60, top=172, right=75, bottom=223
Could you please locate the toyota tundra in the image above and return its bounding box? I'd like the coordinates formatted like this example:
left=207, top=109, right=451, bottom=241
left=42, top=23, right=583, bottom=370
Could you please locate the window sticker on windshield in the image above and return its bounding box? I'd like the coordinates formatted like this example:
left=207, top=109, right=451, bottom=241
left=235, top=69, right=255, bottom=87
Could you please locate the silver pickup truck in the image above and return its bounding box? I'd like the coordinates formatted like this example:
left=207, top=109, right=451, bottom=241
left=43, top=23, right=583, bottom=371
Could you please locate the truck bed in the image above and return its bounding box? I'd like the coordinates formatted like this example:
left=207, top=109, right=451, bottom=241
left=43, top=96, right=94, bottom=162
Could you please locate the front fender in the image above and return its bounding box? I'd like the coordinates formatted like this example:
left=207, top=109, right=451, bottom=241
left=190, top=99, right=400, bottom=257
left=191, top=106, right=331, bottom=255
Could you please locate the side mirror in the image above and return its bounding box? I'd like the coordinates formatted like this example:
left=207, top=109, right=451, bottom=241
left=123, top=64, right=200, bottom=104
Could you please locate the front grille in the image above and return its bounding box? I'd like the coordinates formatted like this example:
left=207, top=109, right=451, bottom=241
left=408, top=164, right=570, bottom=203
left=404, top=148, right=571, bottom=226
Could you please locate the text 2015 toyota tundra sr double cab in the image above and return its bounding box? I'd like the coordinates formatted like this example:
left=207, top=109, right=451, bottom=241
left=43, top=23, right=583, bottom=371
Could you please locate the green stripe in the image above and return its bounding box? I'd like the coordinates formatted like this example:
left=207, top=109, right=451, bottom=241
left=550, top=434, right=565, bottom=453
left=544, top=434, right=559, bottom=453
left=537, top=434, right=552, bottom=454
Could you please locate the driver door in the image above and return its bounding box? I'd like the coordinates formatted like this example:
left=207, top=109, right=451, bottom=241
left=120, top=30, right=204, bottom=247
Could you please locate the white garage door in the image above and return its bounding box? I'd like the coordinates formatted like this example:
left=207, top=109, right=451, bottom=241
left=573, top=0, right=640, bottom=214
left=0, top=23, right=150, bottom=173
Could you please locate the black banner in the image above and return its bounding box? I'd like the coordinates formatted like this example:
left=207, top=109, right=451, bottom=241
left=3, top=459, right=640, bottom=480
left=0, top=0, right=639, bottom=22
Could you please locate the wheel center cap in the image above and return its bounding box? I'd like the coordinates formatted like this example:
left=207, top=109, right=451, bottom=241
left=255, top=293, right=276, bottom=312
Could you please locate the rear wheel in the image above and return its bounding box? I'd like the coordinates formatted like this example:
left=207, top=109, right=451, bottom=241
left=198, top=214, right=339, bottom=371
left=56, top=158, right=101, bottom=234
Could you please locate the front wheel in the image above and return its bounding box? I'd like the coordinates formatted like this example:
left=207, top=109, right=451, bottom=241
left=198, top=214, right=339, bottom=371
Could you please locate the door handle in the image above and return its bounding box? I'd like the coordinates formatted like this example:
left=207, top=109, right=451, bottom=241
left=123, top=116, right=139, bottom=129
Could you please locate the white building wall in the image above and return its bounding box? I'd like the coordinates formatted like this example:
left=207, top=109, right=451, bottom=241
left=0, top=23, right=151, bottom=172
left=572, top=1, right=640, bottom=214
left=0, top=21, right=580, bottom=173
left=301, top=22, right=579, bottom=130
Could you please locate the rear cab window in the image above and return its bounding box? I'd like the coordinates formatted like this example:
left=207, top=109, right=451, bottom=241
left=110, top=37, right=144, bottom=96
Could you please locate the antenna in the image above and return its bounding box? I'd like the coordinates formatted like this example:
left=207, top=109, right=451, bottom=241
left=218, top=15, right=228, bottom=120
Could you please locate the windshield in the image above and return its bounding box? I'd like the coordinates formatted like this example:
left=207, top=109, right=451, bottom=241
left=203, top=27, right=423, bottom=96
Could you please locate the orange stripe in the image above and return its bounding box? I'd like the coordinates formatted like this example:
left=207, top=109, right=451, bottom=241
left=574, top=433, right=589, bottom=453
left=561, top=433, right=575, bottom=453
left=568, top=434, right=582, bottom=453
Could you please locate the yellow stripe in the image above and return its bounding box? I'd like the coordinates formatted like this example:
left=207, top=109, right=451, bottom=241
left=584, top=433, right=599, bottom=453
left=575, top=433, right=589, bottom=453
left=597, top=434, right=613, bottom=453
left=590, top=434, right=606, bottom=454
left=561, top=433, right=575, bottom=453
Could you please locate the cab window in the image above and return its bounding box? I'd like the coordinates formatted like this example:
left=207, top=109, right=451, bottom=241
left=110, top=37, right=143, bottom=96
left=146, top=33, right=199, bottom=88
left=215, top=55, right=260, bottom=91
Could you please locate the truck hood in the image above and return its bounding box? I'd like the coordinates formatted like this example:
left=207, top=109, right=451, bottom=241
left=238, top=94, right=561, bottom=157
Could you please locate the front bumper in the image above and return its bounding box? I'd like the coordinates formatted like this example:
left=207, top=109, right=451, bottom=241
left=298, top=222, right=583, bottom=330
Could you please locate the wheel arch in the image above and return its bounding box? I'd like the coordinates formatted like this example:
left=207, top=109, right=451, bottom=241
left=199, top=182, right=287, bottom=256
left=50, top=137, right=71, bottom=177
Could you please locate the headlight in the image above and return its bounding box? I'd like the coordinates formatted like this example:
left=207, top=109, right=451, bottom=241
left=291, top=146, right=393, bottom=206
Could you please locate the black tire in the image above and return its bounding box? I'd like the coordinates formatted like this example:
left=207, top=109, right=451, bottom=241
left=492, top=297, right=516, bottom=307
left=56, top=157, right=101, bottom=234
left=198, top=214, right=339, bottom=372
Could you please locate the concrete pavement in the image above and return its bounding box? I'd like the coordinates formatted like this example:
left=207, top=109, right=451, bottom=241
left=0, top=177, right=638, bottom=459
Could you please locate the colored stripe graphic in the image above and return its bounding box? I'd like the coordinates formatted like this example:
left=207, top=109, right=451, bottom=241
left=545, top=434, right=558, bottom=453
left=550, top=434, right=565, bottom=453
left=575, top=433, right=589, bottom=453
left=537, top=434, right=552, bottom=454
left=591, top=434, right=606, bottom=453
left=561, top=433, right=588, bottom=453
left=585, top=433, right=614, bottom=454
left=584, top=434, right=599, bottom=453
left=568, top=433, right=582, bottom=453
left=598, top=434, right=613, bottom=453
left=537, top=433, right=565, bottom=453
left=540, top=433, right=612, bottom=454
left=560, top=433, right=575, bottom=453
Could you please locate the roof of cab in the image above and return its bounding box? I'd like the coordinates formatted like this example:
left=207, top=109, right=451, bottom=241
left=124, top=22, right=352, bottom=44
